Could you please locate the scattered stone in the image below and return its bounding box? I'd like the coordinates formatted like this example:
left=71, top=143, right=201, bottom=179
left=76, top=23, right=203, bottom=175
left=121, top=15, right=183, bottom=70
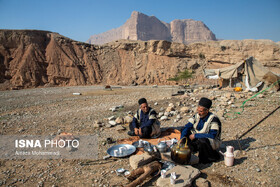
left=109, top=107, right=117, bottom=112
left=158, top=112, right=164, bottom=118
left=176, top=114, right=182, bottom=119
left=194, top=178, right=210, bottom=187
left=154, top=102, right=158, bottom=106
left=156, top=165, right=200, bottom=187
left=115, top=125, right=126, bottom=132
left=180, top=107, right=189, bottom=113
left=93, top=121, right=102, bottom=128
left=193, top=89, right=199, bottom=93
left=234, top=150, right=241, bottom=158
left=115, top=117, right=124, bottom=124
left=124, top=115, right=133, bottom=124
left=108, top=116, right=115, bottom=121
left=234, top=93, right=241, bottom=99
left=166, top=106, right=175, bottom=112
left=109, top=120, right=117, bottom=126
left=210, top=96, right=216, bottom=100
left=257, top=94, right=264, bottom=98
left=225, top=93, right=232, bottom=99
left=170, top=111, right=177, bottom=116
left=164, top=111, right=170, bottom=117
left=176, top=101, right=183, bottom=106
left=117, top=105, right=124, bottom=109
left=221, top=96, right=229, bottom=102
left=160, top=116, right=168, bottom=121
left=168, top=103, right=175, bottom=108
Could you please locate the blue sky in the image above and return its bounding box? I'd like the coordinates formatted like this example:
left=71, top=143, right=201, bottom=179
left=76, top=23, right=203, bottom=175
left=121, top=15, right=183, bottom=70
left=0, top=0, right=279, bottom=42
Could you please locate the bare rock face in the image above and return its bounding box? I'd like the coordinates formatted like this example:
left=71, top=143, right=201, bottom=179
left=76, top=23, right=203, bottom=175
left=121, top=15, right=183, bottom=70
left=0, top=29, right=279, bottom=90
left=0, top=30, right=103, bottom=89
left=170, top=19, right=217, bottom=44
left=87, top=11, right=216, bottom=45
left=187, top=39, right=280, bottom=67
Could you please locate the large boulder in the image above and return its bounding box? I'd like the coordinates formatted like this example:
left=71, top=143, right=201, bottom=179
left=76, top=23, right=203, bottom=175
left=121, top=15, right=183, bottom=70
left=129, top=152, right=155, bottom=169
left=156, top=165, right=201, bottom=187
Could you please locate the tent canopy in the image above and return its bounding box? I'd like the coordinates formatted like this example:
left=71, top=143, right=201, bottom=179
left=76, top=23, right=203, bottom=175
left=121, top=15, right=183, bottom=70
left=204, top=57, right=269, bottom=88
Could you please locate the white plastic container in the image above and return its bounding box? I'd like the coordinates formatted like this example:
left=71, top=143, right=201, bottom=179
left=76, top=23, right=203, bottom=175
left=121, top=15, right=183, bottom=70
left=220, top=146, right=235, bottom=166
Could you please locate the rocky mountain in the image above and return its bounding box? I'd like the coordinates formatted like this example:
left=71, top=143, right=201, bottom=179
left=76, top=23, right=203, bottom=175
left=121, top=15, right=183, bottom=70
left=87, top=11, right=216, bottom=45
left=0, top=29, right=279, bottom=90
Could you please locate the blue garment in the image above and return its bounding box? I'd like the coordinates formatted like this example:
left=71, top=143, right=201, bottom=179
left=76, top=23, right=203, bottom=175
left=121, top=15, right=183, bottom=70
left=132, top=108, right=156, bottom=130
left=180, top=113, right=218, bottom=139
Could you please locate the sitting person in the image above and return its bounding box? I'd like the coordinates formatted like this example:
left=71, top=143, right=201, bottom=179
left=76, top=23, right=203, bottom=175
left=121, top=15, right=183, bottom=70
left=128, top=98, right=161, bottom=138
left=180, top=97, right=221, bottom=163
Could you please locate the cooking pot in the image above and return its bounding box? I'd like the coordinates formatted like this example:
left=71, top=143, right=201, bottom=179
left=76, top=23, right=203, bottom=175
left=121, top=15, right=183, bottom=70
left=171, top=137, right=191, bottom=165
left=156, top=138, right=168, bottom=153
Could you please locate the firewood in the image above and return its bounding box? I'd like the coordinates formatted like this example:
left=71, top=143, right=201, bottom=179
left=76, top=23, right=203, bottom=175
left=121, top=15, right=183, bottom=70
left=125, top=161, right=162, bottom=187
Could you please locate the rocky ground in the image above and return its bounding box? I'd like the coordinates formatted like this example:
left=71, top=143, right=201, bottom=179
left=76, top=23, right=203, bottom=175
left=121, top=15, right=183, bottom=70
left=0, top=85, right=279, bottom=186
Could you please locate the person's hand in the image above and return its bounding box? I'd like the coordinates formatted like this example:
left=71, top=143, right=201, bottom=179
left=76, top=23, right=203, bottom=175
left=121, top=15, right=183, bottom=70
left=134, top=128, right=139, bottom=135
left=189, top=134, right=195, bottom=140
left=139, top=128, right=142, bottom=136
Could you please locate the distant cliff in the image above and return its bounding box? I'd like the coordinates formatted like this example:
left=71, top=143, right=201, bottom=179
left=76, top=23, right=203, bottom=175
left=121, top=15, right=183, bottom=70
left=87, top=11, right=217, bottom=45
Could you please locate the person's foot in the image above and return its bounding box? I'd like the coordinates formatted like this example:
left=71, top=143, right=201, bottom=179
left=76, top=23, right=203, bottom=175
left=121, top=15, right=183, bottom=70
left=127, top=131, right=136, bottom=136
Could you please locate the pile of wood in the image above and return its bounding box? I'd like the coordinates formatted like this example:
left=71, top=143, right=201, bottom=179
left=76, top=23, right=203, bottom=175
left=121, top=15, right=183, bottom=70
left=125, top=149, right=162, bottom=187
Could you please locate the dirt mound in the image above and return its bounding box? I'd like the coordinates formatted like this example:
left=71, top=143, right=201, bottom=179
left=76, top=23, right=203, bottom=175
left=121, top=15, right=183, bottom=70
left=0, top=30, right=279, bottom=90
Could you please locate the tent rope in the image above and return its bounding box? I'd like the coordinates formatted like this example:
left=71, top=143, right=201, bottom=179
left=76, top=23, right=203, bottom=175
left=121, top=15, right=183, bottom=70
left=224, top=79, right=280, bottom=119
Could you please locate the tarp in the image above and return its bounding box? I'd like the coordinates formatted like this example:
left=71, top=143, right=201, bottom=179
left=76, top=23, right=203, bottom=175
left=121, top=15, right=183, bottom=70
left=204, top=57, right=270, bottom=89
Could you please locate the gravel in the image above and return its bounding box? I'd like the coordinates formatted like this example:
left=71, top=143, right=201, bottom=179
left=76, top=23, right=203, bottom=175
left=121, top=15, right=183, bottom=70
left=0, top=85, right=279, bottom=186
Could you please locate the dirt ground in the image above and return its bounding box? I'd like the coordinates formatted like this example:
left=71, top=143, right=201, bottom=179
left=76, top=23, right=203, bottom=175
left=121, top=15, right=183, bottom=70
left=0, top=85, right=279, bottom=186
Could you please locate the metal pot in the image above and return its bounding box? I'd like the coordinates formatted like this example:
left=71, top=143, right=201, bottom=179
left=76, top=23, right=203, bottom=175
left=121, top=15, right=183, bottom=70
left=171, top=137, right=191, bottom=165
left=156, top=138, right=168, bottom=153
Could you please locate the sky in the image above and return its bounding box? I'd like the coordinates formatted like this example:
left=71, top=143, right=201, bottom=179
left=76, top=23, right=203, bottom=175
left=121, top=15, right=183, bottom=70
left=0, top=0, right=279, bottom=43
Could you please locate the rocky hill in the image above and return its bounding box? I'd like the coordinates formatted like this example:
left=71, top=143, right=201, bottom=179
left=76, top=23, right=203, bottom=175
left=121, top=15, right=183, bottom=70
left=87, top=11, right=216, bottom=45
left=0, top=29, right=279, bottom=90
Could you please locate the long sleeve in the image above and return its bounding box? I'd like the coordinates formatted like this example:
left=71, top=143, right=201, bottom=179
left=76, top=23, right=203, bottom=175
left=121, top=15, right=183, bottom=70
left=194, top=129, right=218, bottom=139
left=180, top=122, right=194, bottom=139
left=131, top=117, right=138, bottom=129
left=140, top=118, right=155, bottom=128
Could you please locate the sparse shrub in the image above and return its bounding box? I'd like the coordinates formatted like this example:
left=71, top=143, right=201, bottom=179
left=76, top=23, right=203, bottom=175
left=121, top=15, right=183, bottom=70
left=168, top=69, right=193, bottom=83
left=199, top=53, right=205, bottom=59
left=221, top=46, right=227, bottom=51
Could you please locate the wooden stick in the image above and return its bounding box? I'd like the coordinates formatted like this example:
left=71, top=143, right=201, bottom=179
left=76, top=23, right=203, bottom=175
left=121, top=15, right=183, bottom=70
left=125, top=161, right=162, bottom=187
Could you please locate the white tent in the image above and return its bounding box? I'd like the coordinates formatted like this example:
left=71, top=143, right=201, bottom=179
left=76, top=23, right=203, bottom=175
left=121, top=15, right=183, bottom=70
left=203, top=57, right=277, bottom=91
